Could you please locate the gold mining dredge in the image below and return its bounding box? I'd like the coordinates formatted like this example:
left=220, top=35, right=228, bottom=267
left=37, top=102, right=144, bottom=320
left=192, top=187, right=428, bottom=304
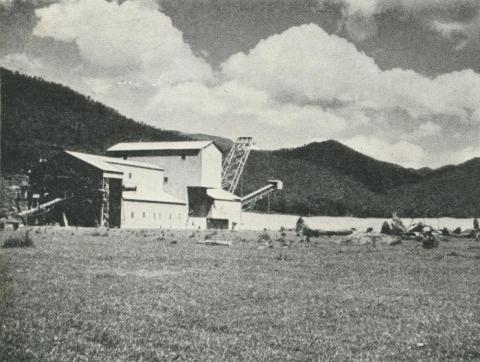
left=9, top=137, right=282, bottom=229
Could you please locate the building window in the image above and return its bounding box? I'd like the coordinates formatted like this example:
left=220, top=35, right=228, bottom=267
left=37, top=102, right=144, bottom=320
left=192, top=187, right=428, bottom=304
left=143, top=211, right=146, bottom=218
left=164, top=177, right=168, bottom=184
left=181, top=155, right=186, bottom=160
left=131, top=211, right=134, bottom=218
left=128, top=172, right=132, bottom=179
left=123, top=156, right=127, bottom=160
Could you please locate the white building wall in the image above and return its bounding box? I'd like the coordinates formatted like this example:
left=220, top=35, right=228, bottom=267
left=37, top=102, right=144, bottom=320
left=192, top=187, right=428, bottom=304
left=209, top=200, right=242, bottom=227
left=125, top=154, right=201, bottom=202
left=187, top=217, right=208, bottom=230
left=121, top=200, right=187, bottom=229
left=110, top=163, right=164, bottom=194
left=201, top=144, right=222, bottom=188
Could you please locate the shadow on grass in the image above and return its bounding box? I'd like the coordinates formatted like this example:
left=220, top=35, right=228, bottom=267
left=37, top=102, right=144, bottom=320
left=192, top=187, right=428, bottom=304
left=0, top=255, right=33, bottom=361
left=2, top=230, right=34, bottom=248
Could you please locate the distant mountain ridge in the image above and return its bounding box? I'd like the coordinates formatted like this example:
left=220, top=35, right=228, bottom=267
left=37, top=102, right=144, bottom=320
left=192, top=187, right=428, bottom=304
left=273, top=141, right=422, bottom=192
left=241, top=146, right=480, bottom=217
left=1, top=67, right=191, bottom=174
left=2, top=67, right=480, bottom=217
left=186, top=133, right=234, bottom=153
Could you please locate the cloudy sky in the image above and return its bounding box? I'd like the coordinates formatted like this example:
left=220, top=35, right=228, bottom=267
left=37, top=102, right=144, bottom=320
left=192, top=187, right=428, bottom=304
left=2, top=0, right=480, bottom=168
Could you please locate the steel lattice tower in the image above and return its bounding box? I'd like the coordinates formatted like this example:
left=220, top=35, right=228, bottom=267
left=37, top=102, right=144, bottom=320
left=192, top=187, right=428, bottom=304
left=221, top=137, right=253, bottom=194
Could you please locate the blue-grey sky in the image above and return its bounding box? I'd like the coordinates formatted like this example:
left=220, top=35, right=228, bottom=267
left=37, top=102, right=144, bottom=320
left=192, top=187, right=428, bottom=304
left=2, top=0, right=480, bottom=168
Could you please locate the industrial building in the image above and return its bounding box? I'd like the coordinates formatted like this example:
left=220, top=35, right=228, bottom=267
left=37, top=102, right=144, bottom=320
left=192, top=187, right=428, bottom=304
left=26, top=151, right=186, bottom=228
left=21, top=138, right=282, bottom=229
left=107, top=141, right=222, bottom=201
left=107, top=141, right=242, bottom=229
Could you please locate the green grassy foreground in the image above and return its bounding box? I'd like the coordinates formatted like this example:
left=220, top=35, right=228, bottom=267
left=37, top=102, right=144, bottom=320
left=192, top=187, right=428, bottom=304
left=1, top=228, right=479, bottom=361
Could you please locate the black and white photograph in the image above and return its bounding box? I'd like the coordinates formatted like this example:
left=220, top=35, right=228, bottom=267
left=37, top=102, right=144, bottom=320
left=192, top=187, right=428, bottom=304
left=1, top=0, right=479, bottom=360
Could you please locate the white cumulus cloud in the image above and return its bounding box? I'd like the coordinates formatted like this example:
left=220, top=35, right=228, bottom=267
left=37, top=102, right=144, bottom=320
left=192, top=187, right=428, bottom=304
left=33, top=0, right=212, bottom=83
left=146, top=80, right=348, bottom=148
left=222, top=24, right=480, bottom=122
left=3, top=1, right=480, bottom=167
left=344, top=135, right=427, bottom=168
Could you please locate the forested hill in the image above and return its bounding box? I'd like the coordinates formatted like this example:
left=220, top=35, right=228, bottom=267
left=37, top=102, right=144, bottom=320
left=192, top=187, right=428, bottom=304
left=240, top=147, right=480, bottom=217
left=1, top=67, right=190, bottom=173
left=274, top=141, right=422, bottom=192
left=3, top=67, right=480, bottom=217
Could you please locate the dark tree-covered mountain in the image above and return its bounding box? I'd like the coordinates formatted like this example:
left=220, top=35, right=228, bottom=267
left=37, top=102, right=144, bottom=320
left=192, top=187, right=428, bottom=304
left=386, top=158, right=480, bottom=218
left=412, top=167, right=433, bottom=176
left=186, top=133, right=234, bottom=153
left=3, top=67, right=480, bottom=217
left=1, top=67, right=190, bottom=173
left=243, top=144, right=480, bottom=217
left=274, top=141, right=421, bottom=192
left=240, top=151, right=388, bottom=216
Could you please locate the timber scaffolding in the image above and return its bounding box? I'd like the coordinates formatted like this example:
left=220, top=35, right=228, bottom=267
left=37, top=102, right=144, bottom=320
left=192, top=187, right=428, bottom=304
left=16, top=198, right=65, bottom=224
left=10, top=151, right=123, bottom=228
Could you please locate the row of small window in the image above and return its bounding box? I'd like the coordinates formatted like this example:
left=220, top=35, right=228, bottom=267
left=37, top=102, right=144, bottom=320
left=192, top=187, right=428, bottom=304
left=129, top=211, right=182, bottom=220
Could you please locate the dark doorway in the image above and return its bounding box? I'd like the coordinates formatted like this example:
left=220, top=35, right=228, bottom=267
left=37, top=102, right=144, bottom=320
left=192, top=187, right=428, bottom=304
left=109, top=178, right=122, bottom=228
left=207, top=218, right=229, bottom=229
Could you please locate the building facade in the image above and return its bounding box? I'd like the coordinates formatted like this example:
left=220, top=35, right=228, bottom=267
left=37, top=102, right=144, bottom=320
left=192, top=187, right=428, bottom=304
left=40, top=151, right=186, bottom=228
left=106, top=141, right=222, bottom=202
left=107, top=141, right=243, bottom=229
left=187, top=187, right=242, bottom=229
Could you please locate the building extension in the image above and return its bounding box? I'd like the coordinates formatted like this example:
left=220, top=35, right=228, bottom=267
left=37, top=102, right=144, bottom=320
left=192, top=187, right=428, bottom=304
left=28, top=151, right=186, bottom=228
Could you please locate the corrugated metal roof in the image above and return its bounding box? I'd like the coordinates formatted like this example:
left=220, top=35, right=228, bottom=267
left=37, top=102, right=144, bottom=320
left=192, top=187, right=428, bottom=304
left=206, top=188, right=241, bottom=201
left=123, top=190, right=186, bottom=205
left=66, top=151, right=162, bottom=172
left=101, top=156, right=163, bottom=171
left=66, top=151, right=122, bottom=173
left=107, top=141, right=214, bottom=152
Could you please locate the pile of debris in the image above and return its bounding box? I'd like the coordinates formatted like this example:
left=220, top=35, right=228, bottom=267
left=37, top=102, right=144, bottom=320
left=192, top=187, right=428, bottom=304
left=294, top=214, right=480, bottom=249
left=341, top=214, right=441, bottom=248
left=379, top=213, right=480, bottom=248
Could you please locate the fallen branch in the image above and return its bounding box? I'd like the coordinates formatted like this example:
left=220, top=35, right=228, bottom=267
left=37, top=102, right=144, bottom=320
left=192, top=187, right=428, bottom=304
left=303, top=226, right=353, bottom=237
left=196, top=240, right=232, bottom=247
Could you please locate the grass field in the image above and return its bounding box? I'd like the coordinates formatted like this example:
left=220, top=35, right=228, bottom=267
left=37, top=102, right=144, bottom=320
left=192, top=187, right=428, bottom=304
left=1, top=227, right=479, bottom=361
